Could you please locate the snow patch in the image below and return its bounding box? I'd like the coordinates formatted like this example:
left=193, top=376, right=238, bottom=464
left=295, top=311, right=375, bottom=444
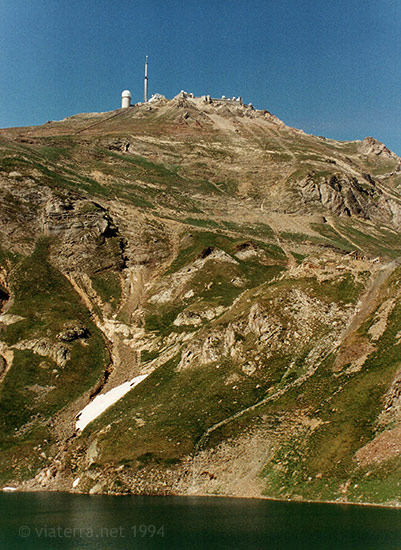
left=72, top=477, right=80, bottom=488
left=76, top=374, right=148, bottom=432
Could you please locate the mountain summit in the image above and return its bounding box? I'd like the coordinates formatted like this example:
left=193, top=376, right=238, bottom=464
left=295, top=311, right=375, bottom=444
left=1, top=97, right=401, bottom=505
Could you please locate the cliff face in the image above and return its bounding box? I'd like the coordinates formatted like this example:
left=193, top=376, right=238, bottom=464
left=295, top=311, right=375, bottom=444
left=1, top=95, right=401, bottom=505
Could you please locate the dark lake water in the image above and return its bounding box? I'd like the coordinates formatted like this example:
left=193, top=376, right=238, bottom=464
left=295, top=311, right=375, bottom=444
left=1, top=492, right=401, bottom=550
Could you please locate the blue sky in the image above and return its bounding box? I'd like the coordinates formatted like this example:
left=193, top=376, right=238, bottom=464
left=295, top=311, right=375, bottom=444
left=1, top=0, right=400, bottom=154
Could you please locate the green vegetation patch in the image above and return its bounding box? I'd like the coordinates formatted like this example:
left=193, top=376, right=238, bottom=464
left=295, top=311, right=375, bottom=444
left=184, top=217, right=220, bottom=229
left=84, top=356, right=272, bottom=465
left=260, top=274, right=401, bottom=504
left=141, top=350, right=160, bottom=363
left=0, top=238, right=108, bottom=478
left=91, top=270, right=122, bottom=309
left=310, top=223, right=355, bottom=252
left=145, top=230, right=285, bottom=337
left=311, top=273, right=362, bottom=305
left=0, top=149, right=111, bottom=198
left=103, top=150, right=184, bottom=187
left=166, top=231, right=236, bottom=274
left=347, top=455, right=401, bottom=504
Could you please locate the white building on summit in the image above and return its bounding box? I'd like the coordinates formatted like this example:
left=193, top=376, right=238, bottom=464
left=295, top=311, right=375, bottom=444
left=121, top=90, right=131, bottom=108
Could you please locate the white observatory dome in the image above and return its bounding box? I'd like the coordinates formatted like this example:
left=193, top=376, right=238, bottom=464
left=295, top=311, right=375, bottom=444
left=121, top=90, right=132, bottom=108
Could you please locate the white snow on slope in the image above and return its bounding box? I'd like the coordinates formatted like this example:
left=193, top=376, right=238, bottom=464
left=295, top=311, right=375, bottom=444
left=76, top=374, right=148, bottom=432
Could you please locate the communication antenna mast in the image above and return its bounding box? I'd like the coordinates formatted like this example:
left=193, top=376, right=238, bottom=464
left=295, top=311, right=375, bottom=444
left=144, top=55, right=149, bottom=103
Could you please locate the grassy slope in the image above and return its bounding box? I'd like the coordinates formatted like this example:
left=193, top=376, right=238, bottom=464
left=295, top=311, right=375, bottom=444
left=0, top=239, right=108, bottom=483
left=253, top=268, right=401, bottom=504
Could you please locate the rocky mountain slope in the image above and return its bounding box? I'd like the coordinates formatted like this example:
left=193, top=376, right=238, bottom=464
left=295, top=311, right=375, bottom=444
left=1, top=93, right=401, bottom=505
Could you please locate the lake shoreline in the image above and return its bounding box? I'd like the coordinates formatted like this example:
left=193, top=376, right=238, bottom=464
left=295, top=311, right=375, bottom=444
left=3, top=486, right=400, bottom=510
